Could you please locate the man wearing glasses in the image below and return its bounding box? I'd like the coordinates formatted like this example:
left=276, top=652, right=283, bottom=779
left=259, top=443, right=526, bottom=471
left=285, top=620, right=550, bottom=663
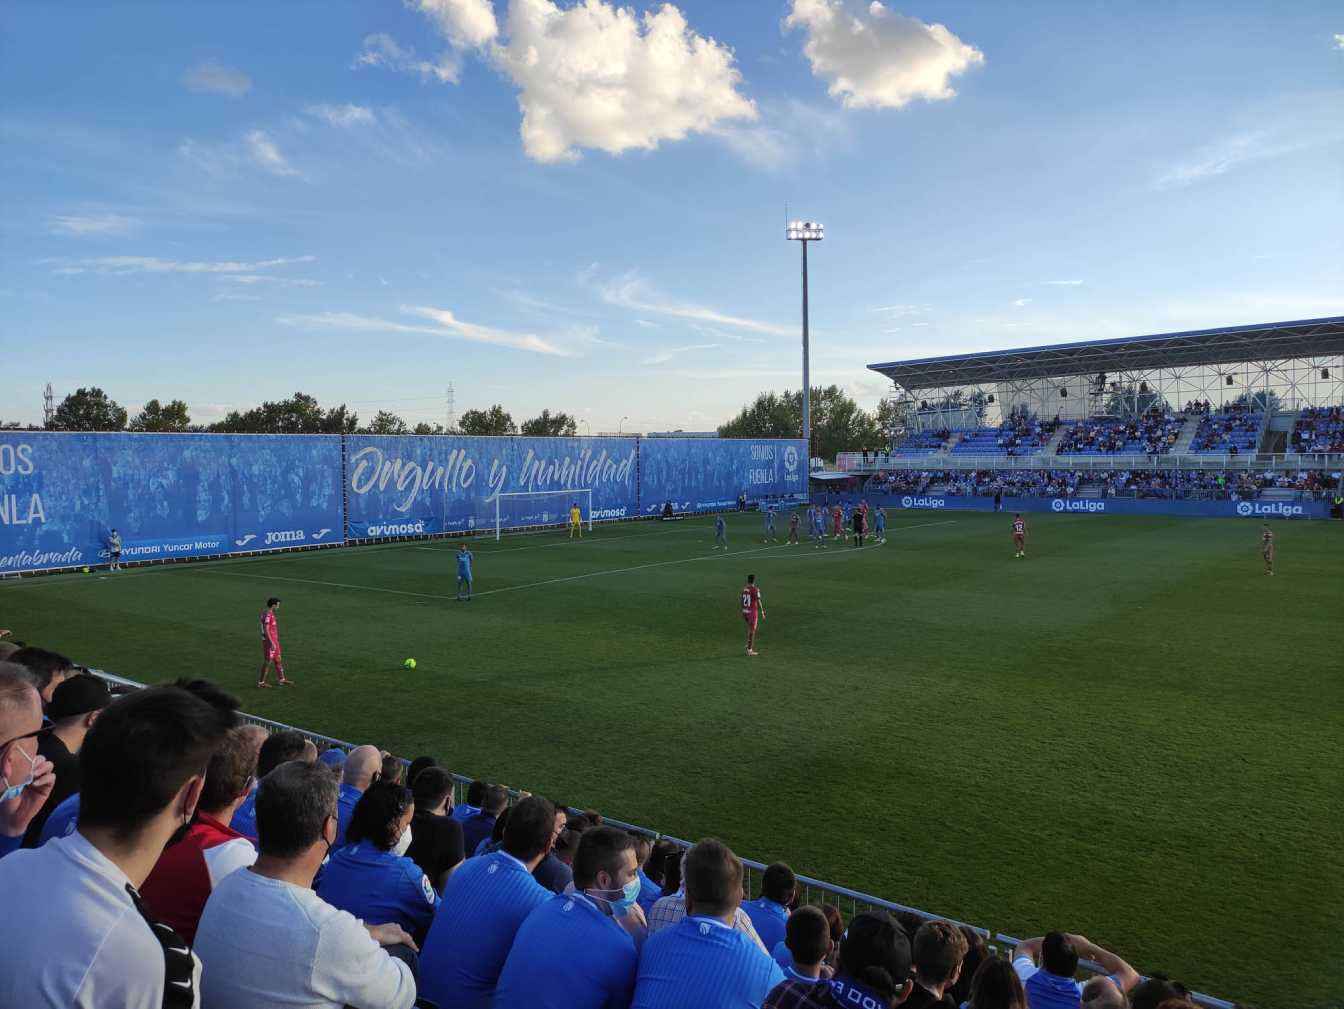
left=0, top=662, right=57, bottom=859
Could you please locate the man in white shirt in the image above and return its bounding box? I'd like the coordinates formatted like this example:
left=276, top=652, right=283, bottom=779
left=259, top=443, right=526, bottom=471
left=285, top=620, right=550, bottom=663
left=0, top=677, right=240, bottom=1008
left=194, top=759, right=418, bottom=1009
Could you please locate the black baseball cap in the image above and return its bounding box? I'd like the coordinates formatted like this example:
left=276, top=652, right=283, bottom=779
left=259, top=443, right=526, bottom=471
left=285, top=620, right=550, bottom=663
left=47, top=674, right=113, bottom=721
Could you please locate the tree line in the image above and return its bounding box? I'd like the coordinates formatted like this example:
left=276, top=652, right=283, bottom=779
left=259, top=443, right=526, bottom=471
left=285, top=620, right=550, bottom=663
left=717, top=384, right=897, bottom=459
left=4, top=388, right=580, bottom=437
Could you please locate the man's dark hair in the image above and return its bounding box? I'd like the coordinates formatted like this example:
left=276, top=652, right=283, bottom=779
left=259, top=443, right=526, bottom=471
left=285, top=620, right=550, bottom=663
left=465, top=779, right=486, bottom=806
left=683, top=838, right=743, bottom=917
left=1130, top=974, right=1190, bottom=1009
left=952, top=926, right=989, bottom=1005
left=79, top=680, right=239, bottom=839
left=785, top=905, right=831, bottom=966
left=346, top=780, right=412, bottom=850
left=913, top=920, right=969, bottom=985
left=646, top=837, right=679, bottom=885
left=199, top=725, right=259, bottom=813
left=555, top=813, right=592, bottom=861
left=408, top=755, right=436, bottom=785
left=490, top=805, right=511, bottom=845
left=762, top=862, right=797, bottom=905
left=256, top=760, right=339, bottom=858
left=838, top=911, right=913, bottom=1002
left=628, top=832, right=652, bottom=866
left=380, top=754, right=405, bottom=785
left=412, top=766, right=453, bottom=811
left=968, top=957, right=1026, bottom=1009
left=9, top=647, right=73, bottom=692
left=821, top=903, right=844, bottom=944
left=481, top=783, right=509, bottom=815
left=573, top=826, right=636, bottom=890
left=1041, top=931, right=1079, bottom=977
left=502, top=795, right=556, bottom=861
left=747, top=574, right=755, bottom=584
left=266, top=597, right=280, bottom=607
left=256, top=729, right=311, bottom=778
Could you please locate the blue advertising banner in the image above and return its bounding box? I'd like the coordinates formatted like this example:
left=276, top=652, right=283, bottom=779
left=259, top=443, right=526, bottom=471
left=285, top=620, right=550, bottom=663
left=0, top=433, right=344, bottom=574
left=345, top=435, right=640, bottom=538
left=817, top=490, right=1332, bottom=520
left=638, top=438, right=807, bottom=514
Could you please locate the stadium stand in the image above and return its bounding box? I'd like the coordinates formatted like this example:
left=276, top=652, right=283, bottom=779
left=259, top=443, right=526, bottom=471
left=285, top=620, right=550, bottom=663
left=949, top=412, right=1059, bottom=456
left=1055, top=412, right=1185, bottom=456
left=0, top=656, right=1236, bottom=1009
left=890, top=428, right=952, bottom=455
left=1291, top=405, right=1344, bottom=454
left=1189, top=409, right=1262, bottom=454
left=860, top=468, right=1334, bottom=501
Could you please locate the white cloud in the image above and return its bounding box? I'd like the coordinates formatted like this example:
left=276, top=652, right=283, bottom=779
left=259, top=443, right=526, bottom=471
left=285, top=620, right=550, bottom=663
left=413, top=0, right=499, bottom=48
left=278, top=305, right=571, bottom=356
left=642, top=343, right=720, bottom=366
left=183, top=61, right=253, bottom=98
left=223, top=274, right=321, bottom=287
left=784, top=0, right=984, bottom=110
left=1013, top=298, right=1030, bottom=308
left=213, top=292, right=262, bottom=302
left=1335, top=33, right=1344, bottom=49
left=56, top=255, right=315, bottom=276
left=1043, top=280, right=1084, bottom=286
left=49, top=213, right=138, bottom=236
left=353, top=33, right=460, bottom=83
left=244, top=129, right=300, bottom=177
left=709, top=97, right=850, bottom=170
left=600, top=271, right=793, bottom=337
left=306, top=103, right=377, bottom=128
left=869, top=303, right=930, bottom=316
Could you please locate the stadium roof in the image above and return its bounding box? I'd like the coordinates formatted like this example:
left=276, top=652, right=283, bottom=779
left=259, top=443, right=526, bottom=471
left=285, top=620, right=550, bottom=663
left=867, top=316, right=1344, bottom=390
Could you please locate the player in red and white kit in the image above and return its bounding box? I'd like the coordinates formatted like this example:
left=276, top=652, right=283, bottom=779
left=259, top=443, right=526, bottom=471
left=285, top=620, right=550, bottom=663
left=1011, top=514, right=1027, bottom=558
left=831, top=503, right=844, bottom=541
left=257, top=596, right=293, bottom=687
left=740, top=574, right=765, bottom=656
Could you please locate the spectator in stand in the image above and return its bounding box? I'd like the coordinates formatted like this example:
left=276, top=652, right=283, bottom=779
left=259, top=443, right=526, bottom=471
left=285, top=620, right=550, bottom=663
left=745, top=861, right=797, bottom=954
left=967, top=957, right=1027, bottom=1009
left=1128, top=975, right=1190, bottom=1009
left=0, top=678, right=239, bottom=1007
left=0, top=662, right=56, bottom=859
left=419, top=795, right=559, bottom=1009
left=535, top=806, right=578, bottom=892
left=1080, top=975, right=1126, bottom=1008
left=193, top=760, right=417, bottom=1009
left=647, top=847, right=768, bottom=951
left=406, top=765, right=465, bottom=892
left=21, top=672, right=110, bottom=846
left=336, top=743, right=383, bottom=845
left=952, top=926, right=990, bottom=1005
left=230, top=729, right=317, bottom=840
left=633, top=838, right=785, bottom=1009
left=140, top=724, right=259, bottom=942
left=905, top=920, right=970, bottom=1008
left=764, top=909, right=912, bottom=1009
left=9, top=646, right=74, bottom=707
left=381, top=752, right=405, bottom=785
left=778, top=905, right=833, bottom=983
left=461, top=782, right=508, bottom=856
left=454, top=778, right=486, bottom=821
left=632, top=832, right=664, bottom=913
left=494, top=825, right=643, bottom=1009
left=318, top=746, right=347, bottom=776
left=475, top=803, right=511, bottom=857
left=318, top=780, right=439, bottom=942
left=407, top=754, right=436, bottom=785
left=1013, top=932, right=1139, bottom=1008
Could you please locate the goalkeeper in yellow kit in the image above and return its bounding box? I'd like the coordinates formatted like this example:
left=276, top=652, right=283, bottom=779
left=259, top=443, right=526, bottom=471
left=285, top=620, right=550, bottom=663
left=569, top=501, right=583, bottom=539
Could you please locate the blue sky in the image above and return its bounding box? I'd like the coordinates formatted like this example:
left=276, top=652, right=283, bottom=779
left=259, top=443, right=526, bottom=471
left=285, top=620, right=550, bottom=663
left=3, top=1, right=1341, bottom=431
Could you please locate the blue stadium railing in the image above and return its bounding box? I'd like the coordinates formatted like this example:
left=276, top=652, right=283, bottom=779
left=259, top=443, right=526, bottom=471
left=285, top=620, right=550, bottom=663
left=91, top=669, right=1234, bottom=1009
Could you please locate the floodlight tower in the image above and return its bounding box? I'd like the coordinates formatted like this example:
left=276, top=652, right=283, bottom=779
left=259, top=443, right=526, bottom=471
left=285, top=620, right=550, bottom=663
left=785, top=220, right=823, bottom=458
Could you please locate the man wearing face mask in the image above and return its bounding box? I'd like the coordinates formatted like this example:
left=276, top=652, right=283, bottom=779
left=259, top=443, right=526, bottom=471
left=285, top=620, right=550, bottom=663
left=194, top=761, right=417, bottom=1009
left=0, top=677, right=239, bottom=1009
left=493, top=826, right=643, bottom=1009
left=0, top=663, right=57, bottom=860
left=318, top=780, right=440, bottom=945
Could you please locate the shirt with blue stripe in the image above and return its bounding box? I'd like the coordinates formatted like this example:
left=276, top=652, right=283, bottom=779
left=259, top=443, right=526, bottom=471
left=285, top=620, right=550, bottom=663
left=494, top=892, right=638, bottom=1009
left=335, top=782, right=363, bottom=846
left=636, top=869, right=662, bottom=915
left=37, top=792, right=81, bottom=846
left=742, top=897, right=789, bottom=953
left=457, top=550, right=473, bottom=581
left=419, top=849, right=553, bottom=1009
left=229, top=786, right=258, bottom=840
left=316, top=839, right=439, bottom=939
left=632, top=914, right=785, bottom=1009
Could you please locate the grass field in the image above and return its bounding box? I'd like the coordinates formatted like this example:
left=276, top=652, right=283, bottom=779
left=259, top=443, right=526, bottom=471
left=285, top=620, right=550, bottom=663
left=5, top=510, right=1342, bottom=1007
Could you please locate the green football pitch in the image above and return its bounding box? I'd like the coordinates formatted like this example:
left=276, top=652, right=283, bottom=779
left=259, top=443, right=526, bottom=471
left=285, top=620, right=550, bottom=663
left=5, top=511, right=1342, bottom=1007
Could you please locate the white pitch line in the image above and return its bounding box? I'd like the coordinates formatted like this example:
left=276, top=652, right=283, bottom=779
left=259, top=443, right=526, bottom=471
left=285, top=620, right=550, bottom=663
left=196, top=569, right=457, bottom=601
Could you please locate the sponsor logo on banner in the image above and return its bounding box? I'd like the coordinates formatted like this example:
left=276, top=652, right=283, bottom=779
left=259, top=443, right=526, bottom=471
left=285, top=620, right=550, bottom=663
left=312, top=528, right=332, bottom=540
left=900, top=496, right=946, bottom=509
left=367, top=521, right=427, bottom=537
left=1052, top=499, right=1105, bottom=513
left=592, top=506, right=627, bottom=519
left=1235, top=501, right=1303, bottom=517
left=264, top=530, right=306, bottom=545
left=234, top=534, right=256, bottom=547
left=783, top=445, right=799, bottom=476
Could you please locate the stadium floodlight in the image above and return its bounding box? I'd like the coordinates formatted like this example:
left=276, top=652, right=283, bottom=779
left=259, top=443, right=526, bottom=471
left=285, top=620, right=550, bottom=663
left=619, top=415, right=629, bottom=434
left=785, top=220, right=824, bottom=459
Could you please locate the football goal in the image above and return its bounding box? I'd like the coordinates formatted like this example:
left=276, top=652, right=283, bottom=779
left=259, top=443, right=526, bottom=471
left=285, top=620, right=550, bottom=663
left=491, top=489, right=593, bottom=541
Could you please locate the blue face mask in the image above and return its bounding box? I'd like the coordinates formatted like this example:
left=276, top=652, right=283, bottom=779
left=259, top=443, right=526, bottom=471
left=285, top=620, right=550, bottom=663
left=1, top=742, right=37, bottom=804
left=593, top=876, right=641, bottom=918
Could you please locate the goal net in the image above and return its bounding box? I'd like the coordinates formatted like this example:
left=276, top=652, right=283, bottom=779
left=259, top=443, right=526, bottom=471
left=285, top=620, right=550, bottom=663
left=488, top=489, right=593, bottom=541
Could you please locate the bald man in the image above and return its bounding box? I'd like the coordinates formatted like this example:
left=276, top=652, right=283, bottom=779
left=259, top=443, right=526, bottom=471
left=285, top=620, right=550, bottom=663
left=335, top=744, right=382, bottom=846
left=0, top=662, right=58, bottom=858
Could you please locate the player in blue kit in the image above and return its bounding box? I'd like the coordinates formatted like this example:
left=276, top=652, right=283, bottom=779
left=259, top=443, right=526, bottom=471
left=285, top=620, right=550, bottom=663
left=762, top=503, right=777, bottom=543
left=456, top=543, right=474, bottom=601
left=874, top=505, right=887, bottom=544
left=811, top=506, right=827, bottom=548
left=713, top=514, right=728, bottom=551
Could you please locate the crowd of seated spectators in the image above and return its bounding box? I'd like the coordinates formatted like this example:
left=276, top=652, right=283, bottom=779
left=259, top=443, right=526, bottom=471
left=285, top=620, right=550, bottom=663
left=1056, top=412, right=1185, bottom=456
left=890, top=429, right=952, bottom=456
left=1290, top=406, right=1344, bottom=454
left=0, top=634, right=1211, bottom=1009
left=1190, top=408, right=1261, bottom=455
left=951, top=412, right=1060, bottom=457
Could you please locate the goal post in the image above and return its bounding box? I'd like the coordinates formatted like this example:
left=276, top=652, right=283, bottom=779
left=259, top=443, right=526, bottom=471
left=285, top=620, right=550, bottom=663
left=492, top=488, right=593, bottom=541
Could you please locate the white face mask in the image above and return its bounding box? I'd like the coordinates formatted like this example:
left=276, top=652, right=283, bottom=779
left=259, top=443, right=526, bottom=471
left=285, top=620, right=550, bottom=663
left=392, top=825, right=412, bottom=857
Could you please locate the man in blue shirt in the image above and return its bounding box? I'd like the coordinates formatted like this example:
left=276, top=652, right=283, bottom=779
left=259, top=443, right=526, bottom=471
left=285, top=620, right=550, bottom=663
left=335, top=744, right=382, bottom=846
left=763, top=911, right=912, bottom=1009
left=419, top=795, right=558, bottom=1009
left=743, top=862, right=795, bottom=954
left=453, top=779, right=485, bottom=823
left=230, top=729, right=314, bottom=841
left=632, top=834, right=662, bottom=915
left=632, top=838, right=784, bottom=1009
left=1012, top=932, right=1139, bottom=1009
left=461, top=782, right=507, bottom=857
left=714, top=514, right=728, bottom=551
left=456, top=544, right=474, bottom=601
left=495, top=826, right=642, bottom=1009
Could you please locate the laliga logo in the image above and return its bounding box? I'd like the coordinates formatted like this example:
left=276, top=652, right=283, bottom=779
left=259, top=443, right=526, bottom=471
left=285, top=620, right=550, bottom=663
left=1052, top=499, right=1105, bottom=513
left=783, top=445, right=799, bottom=475
left=265, top=530, right=306, bottom=545
left=1236, top=502, right=1254, bottom=517
left=901, top=496, right=913, bottom=508
left=1237, top=501, right=1303, bottom=517
left=901, top=496, right=945, bottom=509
